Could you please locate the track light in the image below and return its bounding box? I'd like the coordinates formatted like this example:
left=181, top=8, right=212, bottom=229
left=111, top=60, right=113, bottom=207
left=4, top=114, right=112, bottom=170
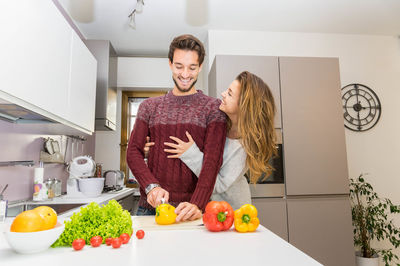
left=128, top=0, right=144, bottom=29
left=136, top=0, right=144, bottom=13
left=128, top=9, right=136, bottom=29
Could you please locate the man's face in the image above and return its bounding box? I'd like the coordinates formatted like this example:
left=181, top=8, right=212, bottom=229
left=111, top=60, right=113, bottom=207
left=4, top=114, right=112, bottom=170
left=169, top=49, right=202, bottom=94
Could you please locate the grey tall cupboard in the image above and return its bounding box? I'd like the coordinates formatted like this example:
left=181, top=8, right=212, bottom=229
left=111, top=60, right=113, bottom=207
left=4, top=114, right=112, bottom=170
left=208, top=55, right=355, bottom=266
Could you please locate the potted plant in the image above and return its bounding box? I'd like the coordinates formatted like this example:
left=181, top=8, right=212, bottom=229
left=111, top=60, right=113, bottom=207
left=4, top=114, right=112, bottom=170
left=350, top=174, right=400, bottom=266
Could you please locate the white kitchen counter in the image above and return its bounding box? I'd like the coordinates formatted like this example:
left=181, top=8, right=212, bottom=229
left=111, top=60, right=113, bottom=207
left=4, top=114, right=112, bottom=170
left=7, top=187, right=139, bottom=218
left=26, top=187, right=139, bottom=205
left=0, top=219, right=322, bottom=266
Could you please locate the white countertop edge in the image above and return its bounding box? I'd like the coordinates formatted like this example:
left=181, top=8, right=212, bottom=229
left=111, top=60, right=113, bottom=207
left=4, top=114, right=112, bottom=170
left=58, top=188, right=138, bottom=219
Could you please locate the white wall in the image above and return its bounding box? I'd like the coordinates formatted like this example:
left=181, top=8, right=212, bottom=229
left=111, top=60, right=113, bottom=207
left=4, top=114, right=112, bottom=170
left=117, top=57, right=206, bottom=93
left=117, top=57, right=173, bottom=89
left=207, top=30, right=400, bottom=261
left=94, top=90, right=122, bottom=172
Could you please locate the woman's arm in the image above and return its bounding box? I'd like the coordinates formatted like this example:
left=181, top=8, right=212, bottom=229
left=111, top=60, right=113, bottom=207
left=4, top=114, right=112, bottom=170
left=153, top=132, right=248, bottom=194
left=179, top=137, right=247, bottom=194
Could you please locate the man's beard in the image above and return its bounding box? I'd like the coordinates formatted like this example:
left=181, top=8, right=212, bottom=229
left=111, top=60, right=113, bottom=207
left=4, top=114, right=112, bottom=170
left=172, top=76, right=198, bottom=93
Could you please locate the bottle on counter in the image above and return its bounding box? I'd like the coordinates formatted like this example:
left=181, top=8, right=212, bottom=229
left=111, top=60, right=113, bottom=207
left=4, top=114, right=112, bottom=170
left=53, top=178, right=62, bottom=197
left=33, top=166, right=48, bottom=201
left=95, top=163, right=103, bottom=177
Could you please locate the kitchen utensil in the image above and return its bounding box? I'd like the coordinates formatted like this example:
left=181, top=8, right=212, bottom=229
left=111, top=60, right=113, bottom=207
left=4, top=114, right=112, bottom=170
left=4, top=222, right=65, bottom=254
left=0, top=184, right=8, bottom=222
left=71, top=138, right=75, bottom=160
left=44, top=138, right=54, bottom=154
left=131, top=216, right=203, bottom=231
left=0, top=184, right=8, bottom=199
left=51, top=140, right=60, bottom=154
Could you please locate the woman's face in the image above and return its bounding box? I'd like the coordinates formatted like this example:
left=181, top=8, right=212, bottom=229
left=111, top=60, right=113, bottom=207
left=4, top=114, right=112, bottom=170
left=220, top=79, right=240, bottom=116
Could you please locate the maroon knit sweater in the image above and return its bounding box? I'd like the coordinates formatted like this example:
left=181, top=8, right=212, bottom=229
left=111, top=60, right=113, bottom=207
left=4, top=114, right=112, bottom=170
left=126, top=90, right=227, bottom=211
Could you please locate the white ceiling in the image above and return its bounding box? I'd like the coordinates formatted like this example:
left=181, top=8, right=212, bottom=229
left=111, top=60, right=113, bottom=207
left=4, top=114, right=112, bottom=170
left=58, top=0, right=400, bottom=57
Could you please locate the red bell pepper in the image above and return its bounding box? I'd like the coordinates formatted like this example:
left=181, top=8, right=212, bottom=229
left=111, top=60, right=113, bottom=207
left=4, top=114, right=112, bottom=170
left=202, top=201, right=234, bottom=232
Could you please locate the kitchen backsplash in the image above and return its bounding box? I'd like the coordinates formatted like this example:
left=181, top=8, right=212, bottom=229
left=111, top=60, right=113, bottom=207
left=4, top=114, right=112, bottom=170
left=0, top=119, right=95, bottom=202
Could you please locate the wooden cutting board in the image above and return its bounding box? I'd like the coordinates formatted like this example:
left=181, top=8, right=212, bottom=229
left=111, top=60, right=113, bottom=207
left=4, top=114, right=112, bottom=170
left=131, top=216, right=204, bottom=231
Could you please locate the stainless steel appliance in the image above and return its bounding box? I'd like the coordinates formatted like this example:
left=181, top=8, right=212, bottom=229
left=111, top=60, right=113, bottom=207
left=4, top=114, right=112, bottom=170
left=249, top=128, right=285, bottom=198
left=104, top=170, right=125, bottom=189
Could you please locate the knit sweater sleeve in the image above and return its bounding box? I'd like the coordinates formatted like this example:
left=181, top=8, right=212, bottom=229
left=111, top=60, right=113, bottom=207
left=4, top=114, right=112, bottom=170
left=189, top=107, right=227, bottom=211
left=126, top=101, right=159, bottom=189
left=180, top=141, right=247, bottom=194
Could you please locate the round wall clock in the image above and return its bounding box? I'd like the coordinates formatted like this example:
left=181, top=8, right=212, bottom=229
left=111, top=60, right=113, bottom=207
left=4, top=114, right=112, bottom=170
left=341, top=83, right=381, bottom=132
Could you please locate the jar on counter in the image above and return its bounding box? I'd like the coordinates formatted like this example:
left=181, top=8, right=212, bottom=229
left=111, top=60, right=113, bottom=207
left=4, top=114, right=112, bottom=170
left=95, top=164, right=103, bottom=178
left=44, top=178, right=55, bottom=199
left=53, top=178, right=62, bottom=197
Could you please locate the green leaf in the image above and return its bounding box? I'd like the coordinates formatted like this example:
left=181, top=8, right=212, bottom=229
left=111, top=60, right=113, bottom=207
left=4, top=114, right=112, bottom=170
left=350, top=174, right=400, bottom=265
left=51, top=200, right=133, bottom=247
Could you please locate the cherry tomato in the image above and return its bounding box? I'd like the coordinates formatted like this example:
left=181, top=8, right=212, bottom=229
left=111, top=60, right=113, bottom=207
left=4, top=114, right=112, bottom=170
left=90, top=236, right=103, bottom=247
left=119, top=233, right=130, bottom=244
left=72, top=238, right=85, bottom=251
left=105, top=237, right=113, bottom=246
left=111, top=237, right=122, bottom=248
left=136, top=230, right=145, bottom=239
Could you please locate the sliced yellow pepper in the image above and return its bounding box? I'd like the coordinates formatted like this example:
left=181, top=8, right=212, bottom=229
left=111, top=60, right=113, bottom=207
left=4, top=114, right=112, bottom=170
left=155, top=204, right=177, bottom=225
left=234, top=204, right=260, bottom=233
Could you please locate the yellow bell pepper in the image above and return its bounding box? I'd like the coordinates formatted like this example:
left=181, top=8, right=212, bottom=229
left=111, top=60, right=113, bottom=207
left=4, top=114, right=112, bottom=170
left=234, top=204, right=260, bottom=233
left=155, top=204, right=177, bottom=225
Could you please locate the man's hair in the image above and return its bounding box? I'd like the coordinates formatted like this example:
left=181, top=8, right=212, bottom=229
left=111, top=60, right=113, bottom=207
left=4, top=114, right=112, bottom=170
left=168, top=34, right=205, bottom=66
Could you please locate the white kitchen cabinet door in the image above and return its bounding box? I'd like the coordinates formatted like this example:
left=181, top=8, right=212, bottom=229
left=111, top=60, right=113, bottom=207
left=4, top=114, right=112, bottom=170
left=0, top=0, right=72, bottom=119
left=67, top=34, right=97, bottom=132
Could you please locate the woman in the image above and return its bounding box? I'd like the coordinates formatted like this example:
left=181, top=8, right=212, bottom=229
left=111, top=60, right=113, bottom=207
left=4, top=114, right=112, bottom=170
left=145, top=71, right=277, bottom=210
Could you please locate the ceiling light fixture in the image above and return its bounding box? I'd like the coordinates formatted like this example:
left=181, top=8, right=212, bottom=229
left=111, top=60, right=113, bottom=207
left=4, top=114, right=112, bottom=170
left=136, top=0, right=144, bottom=13
left=128, top=10, right=136, bottom=29
left=128, top=0, right=144, bottom=29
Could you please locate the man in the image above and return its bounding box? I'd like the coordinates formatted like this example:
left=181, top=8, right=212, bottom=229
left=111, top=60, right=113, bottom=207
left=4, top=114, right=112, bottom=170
left=126, top=34, right=227, bottom=222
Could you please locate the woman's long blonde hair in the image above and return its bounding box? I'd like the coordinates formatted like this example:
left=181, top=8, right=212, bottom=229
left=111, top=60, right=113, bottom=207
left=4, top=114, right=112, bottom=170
left=234, top=71, right=277, bottom=184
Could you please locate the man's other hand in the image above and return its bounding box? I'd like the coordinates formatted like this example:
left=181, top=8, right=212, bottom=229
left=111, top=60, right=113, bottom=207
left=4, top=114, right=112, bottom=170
left=175, top=202, right=202, bottom=222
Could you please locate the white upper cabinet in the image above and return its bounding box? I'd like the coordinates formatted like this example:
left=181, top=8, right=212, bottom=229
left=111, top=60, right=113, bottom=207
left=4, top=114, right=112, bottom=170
left=0, top=0, right=71, bottom=119
left=68, top=34, right=97, bottom=132
left=0, top=0, right=97, bottom=134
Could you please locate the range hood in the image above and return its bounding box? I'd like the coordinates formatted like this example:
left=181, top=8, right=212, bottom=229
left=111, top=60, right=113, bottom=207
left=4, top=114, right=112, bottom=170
left=0, top=99, right=54, bottom=124
left=84, top=40, right=118, bottom=131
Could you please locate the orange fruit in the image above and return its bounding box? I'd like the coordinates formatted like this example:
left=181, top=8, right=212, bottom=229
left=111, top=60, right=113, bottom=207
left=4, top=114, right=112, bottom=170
left=33, top=206, right=57, bottom=230
left=10, top=210, right=44, bottom=232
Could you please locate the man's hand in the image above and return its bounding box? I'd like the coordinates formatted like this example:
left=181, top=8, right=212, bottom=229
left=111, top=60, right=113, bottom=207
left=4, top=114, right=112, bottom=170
left=147, top=187, right=169, bottom=208
left=175, top=202, right=202, bottom=222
